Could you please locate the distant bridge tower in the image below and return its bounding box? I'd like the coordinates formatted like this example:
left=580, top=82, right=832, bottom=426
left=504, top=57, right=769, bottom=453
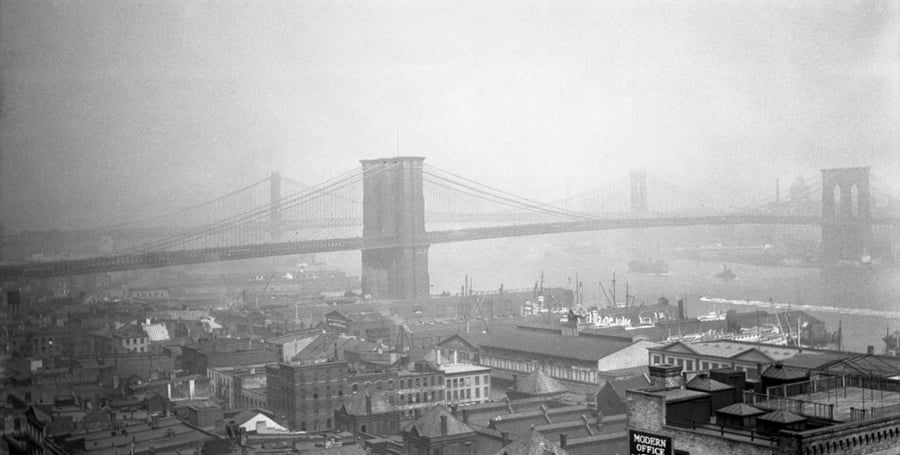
left=630, top=169, right=648, bottom=213
left=270, top=171, right=283, bottom=241
left=821, top=167, right=872, bottom=260
left=360, top=157, right=430, bottom=300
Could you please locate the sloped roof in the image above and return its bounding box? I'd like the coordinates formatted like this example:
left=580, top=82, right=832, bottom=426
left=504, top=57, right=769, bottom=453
left=761, top=364, right=807, bottom=381
left=686, top=375, right=733, bottom=392
left=494, top=428, right=569, bottom=455
left=516, top=370, right=567, bottom=395
left=402, top=405, right=473, bottom=438
left=142, top=323, right=170, bottom=342
left=232, top=408, right=277, bottom=426
left=716, top=403, right=765, bottom=417
left=605, top=375, right=651, bottom=399
left=813, top=354, right=900, bottom=378
left=475, top=328, right=633, bottom=362
left=758, top=409, right=806, bottom=424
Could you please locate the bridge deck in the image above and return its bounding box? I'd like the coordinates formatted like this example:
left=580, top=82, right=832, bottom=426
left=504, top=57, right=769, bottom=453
left=1, top=215, right=896, bottom=280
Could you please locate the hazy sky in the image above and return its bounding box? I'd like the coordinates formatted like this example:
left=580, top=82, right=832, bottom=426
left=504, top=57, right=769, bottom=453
left=1, top=0, right=898, bottom=231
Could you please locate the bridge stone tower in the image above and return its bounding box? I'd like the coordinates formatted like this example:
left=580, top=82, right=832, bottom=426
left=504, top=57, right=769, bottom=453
left=821, top=167, right=873, bottom=260
left=360, top=157, right=430, bottom=300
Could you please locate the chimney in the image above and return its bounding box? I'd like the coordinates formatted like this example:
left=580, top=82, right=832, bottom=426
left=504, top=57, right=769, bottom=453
left=501, top=432, right=509, bottom=447
left=440, top=415, right=448, bottom=435
left=648, top=364, right=684, bottom=390
left=559, top=433, right=567, bottom=449
left=677, top=299, right=685, bottom=320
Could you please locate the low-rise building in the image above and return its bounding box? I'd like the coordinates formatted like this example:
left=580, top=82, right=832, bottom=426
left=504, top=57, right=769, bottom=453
left=440, top=364, right=491, bottom=406
left=626, top=362, right=900, bottom=455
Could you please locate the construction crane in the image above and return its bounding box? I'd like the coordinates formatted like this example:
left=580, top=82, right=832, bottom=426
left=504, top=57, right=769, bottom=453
left=229, top=272, right=278, bottom=312
left=460, top=295, right=492, bottom=334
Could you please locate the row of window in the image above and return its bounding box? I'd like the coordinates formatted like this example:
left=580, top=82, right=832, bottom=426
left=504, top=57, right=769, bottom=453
left=399, top=375, right=442, bottom=389
left=400, top=390, right=443, bottom=403
left=447, top=387, right=487, bottom=402
left=652, top=355, right=731, bottom=372
left=446, top=375, right=489, bottom=389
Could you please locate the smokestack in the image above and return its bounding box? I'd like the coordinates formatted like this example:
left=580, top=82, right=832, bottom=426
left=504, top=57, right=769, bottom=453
left=440, top=415, right=448, bottom=435
left=648, top=364, right=684, bottom=390
left=677, top=299, right=685, bottom=320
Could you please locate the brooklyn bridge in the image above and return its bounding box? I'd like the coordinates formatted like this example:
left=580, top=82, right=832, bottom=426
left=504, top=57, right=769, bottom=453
left=1, top=157, right=897, bottom=300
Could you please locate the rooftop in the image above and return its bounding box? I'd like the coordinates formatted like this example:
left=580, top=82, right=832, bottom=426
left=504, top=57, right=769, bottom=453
left=403, top=405, right=473, bottom=438
left=515, top=370, right=567, bottom=395
left=440, top=363, right=491, bottom=374
left=472, top=329, right=634, bottom=362
left=493, top=428, right=570, bottom=455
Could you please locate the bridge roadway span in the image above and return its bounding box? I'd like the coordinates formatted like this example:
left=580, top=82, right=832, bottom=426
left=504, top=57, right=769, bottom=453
left=3, top=214, right=896, bottom=280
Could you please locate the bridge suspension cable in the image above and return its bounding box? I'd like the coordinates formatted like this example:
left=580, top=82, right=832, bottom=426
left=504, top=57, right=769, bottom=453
left=423, top=165, right=598, bottom=221
left=118, top=163, right=394, bottom=254
left=102, top=176, right=271, bottom=230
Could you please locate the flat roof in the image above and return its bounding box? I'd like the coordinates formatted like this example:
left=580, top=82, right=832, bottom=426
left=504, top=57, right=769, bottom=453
left=439, top=363, right=491, bottom=375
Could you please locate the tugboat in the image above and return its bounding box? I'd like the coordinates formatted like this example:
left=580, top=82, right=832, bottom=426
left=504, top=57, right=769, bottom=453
left=714, top=265, right=737, bottom=281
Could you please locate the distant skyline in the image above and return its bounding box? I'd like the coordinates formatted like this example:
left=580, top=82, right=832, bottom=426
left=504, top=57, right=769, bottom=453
left=1, top=0, right=898, bottom=231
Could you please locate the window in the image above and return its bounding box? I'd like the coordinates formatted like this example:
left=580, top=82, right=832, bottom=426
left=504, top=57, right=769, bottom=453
left=466, top=389, right=471, bottom=399
left=361, top=424, right=367, bottom=433
left=475, top=376, right=480, bottom=385
left=701, top=361, right=709, bottom=370
left=453, top=379, right=458, bottom=388
left=475, top=388, right=480, bottom=398
left=484, top=386, right=488, bottom=397
left=652, top=355, right=662, bottom=364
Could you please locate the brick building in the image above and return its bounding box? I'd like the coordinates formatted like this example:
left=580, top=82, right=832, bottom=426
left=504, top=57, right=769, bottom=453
left=267, top=360, right=350, bottom=432
left=334, top=393, right=402, bottom=437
